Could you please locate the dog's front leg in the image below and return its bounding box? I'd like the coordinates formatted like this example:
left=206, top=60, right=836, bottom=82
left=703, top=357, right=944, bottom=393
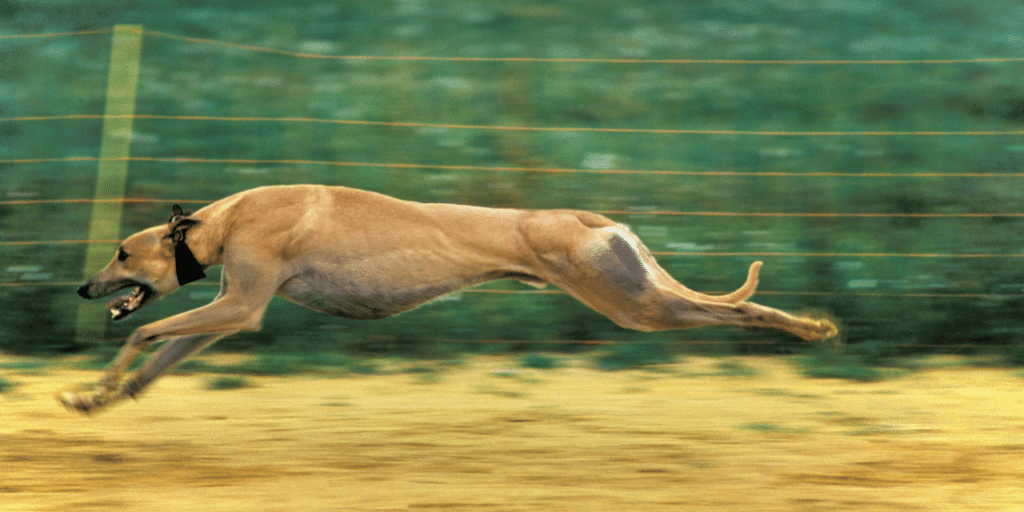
left=59, top=293, right=273, bottom=414
left=66, top=330, right=233, bottom=412
left=59, top=333, right=229, bottom=415
left=95, top=329, right=156, bottom=393
left=61, top=250, right=285, bottom=414
left=89, top=314, right=195, bottom=399
left=120, top=331, right=235, bottom=399
left=57, top=328, right=158, bottom=414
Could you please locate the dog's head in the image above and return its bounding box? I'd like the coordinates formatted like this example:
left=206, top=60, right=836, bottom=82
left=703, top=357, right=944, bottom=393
left=77, top=205, right=206, bottom=321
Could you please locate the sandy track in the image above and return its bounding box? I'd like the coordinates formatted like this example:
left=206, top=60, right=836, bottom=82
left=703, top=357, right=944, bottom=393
left=3, top=356, right=1024, bottom=511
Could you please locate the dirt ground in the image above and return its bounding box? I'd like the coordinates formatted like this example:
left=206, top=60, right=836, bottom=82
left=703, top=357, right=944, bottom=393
left=3, top=355, right=1024, bottom=511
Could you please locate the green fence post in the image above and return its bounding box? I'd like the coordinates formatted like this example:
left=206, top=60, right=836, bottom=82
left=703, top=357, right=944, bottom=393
left=74, top=25, right=144, bottom=345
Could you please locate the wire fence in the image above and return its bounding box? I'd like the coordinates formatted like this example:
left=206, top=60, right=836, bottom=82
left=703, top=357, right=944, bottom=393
left=143, top=28, right=1024, bottom=65
left=3, top=26, right=1023, bottom=353
left=6, top=113, right=1024, bottom=137
left=4, top=156, right=1024, bottom=178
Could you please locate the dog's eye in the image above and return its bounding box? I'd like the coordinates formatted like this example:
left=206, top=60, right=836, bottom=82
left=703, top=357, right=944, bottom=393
left=117, top=248, right=129, bottom=262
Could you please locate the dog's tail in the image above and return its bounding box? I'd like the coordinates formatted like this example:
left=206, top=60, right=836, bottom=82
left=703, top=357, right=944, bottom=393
left=712, top=261, right=761, bottom=304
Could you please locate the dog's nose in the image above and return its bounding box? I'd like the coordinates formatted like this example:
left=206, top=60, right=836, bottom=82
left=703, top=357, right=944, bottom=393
left=77, top=284, right=91, bottom=299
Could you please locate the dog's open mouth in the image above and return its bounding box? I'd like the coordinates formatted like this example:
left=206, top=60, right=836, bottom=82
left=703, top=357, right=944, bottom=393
left=106, top=285, right=155, bottom=321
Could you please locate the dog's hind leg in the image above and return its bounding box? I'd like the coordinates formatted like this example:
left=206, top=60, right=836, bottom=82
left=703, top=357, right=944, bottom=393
left=59, top=332, right=231, bottom=414
left=524, top=216, right=837, bottom=341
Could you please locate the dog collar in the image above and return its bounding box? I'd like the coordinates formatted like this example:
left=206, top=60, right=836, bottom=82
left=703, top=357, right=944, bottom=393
left=172, top=236, right=206, bottom=286
left=168, top=205, right=206, bottom=286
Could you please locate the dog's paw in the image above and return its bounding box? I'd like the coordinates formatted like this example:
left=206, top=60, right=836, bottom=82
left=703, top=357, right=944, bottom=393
left=801, top=317, right=839, bottom=342
left=792, top=309, right=840, bottom=342
left=57, top=392, right=104, bottom=416
left=815, top=318, right=839, bottom=340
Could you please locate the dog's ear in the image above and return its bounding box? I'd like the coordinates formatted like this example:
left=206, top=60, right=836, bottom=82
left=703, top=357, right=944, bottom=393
left=168, top=204, right=193, bottom=224
left=167, top=204, right=200, bottom=238
left=166, top=205, right=205, bottom=286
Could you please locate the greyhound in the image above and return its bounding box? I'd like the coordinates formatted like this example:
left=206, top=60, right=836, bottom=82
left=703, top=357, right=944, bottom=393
left=62, top=184, right=837, bottom=414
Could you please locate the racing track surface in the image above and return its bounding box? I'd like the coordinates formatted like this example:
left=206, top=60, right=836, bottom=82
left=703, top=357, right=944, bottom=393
left=3, top=356, right=1024, bottom=511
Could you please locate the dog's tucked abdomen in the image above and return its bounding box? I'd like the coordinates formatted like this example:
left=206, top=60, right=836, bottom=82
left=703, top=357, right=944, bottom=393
left=275, top=250, right=539, bottom=320
left=277, top=276, right=452, bottom=319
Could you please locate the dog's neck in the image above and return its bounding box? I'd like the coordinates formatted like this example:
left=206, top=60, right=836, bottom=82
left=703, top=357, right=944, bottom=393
left=175, top=217, right=224, bottom=269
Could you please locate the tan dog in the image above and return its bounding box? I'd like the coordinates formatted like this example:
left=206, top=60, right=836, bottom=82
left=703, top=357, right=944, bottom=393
left=62, top=184, right=837, bottom=414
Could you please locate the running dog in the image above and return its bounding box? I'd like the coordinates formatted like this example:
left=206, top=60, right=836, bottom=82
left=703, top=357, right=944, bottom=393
left=63, top=184, right=837, bottom=414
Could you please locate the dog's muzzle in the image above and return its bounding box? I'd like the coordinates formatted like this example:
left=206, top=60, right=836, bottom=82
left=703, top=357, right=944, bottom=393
left=75, top=280, right=157, bottom=321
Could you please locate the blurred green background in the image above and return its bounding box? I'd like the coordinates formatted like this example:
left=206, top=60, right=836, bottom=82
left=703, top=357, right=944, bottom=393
left=2, top=1, right=1023, bottom=360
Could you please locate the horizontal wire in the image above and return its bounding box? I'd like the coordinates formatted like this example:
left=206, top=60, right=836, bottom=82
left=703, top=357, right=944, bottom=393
left=86, top=334, right=779, bottom=346
left=429, top=338, right=613, bottom=346
left=423, top=339, right=1020, bottom=349
left=611, top=211, right=1024, bottom=218
left=79, top=332, right=1004, bottom=349
left=651, top=251, right=1024, bottom=258
left=0, top=206, right=1021, bottom=220
left=0, top=239, right=121, bottom=246
left=0, top=29, right=110, bottom=41
left=429, top=338, right=798, bottom=347
left=0, top=282, right=85, bottom=287
left=143, top=29, right=1024, bottom=66
left=0, top=115, right=103, bottom=122
left=4, top=114, right=1024, bottom=137
left=2, top=195, right=1024, bottom=220
left=0, top=198, right=205, bottom=206
left=2, top=237, right=1021, bottom=260
left=460, top=288, right=1024, bottom=299
left=4, top=156, right=1023, bottom=179
left=3, top=281, right=1022, bottom=301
